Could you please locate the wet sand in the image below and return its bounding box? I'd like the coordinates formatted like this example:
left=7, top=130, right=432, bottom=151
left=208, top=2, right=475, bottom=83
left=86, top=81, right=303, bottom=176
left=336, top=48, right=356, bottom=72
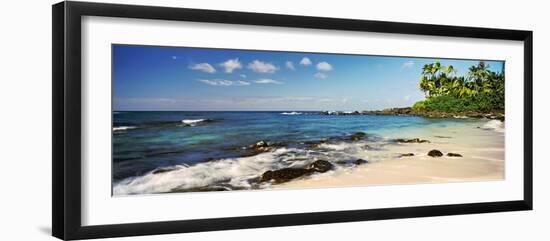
left=277, top=119, right=504, bottom=189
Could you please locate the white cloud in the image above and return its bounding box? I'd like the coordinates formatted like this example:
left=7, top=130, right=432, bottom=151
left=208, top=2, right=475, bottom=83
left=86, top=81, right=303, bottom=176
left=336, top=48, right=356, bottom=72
left=198, top=79, right=250, bottom=86
left=219, top=58, right=242, bottom=73
left=316, top=61, right=333, bottom=71
left=299, top=57, right=312, bottom=66
left=314, top=72, right=328, bottom=79
left=285, top=61, right=295, bottom=70
left=235, top=80, right=251, bottom=86
left=199, top=79, right=231, bottom=86
left=240, top=74, right=247, bottom=78
left=115, top=96, right=351, bottom=111
left=242, top=96, right=335, bottom=103
left=402, top=60, right=415, bottom=69
left=255, top=79, right=282, bottom=84
left=189, top=63, right=216, bottom=73
left=247, top=60, right=278, bottom=73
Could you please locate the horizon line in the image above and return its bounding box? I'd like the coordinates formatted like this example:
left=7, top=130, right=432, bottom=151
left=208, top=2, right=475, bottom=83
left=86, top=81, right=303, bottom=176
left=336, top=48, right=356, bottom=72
left=112, top=109, right=386, bottom=112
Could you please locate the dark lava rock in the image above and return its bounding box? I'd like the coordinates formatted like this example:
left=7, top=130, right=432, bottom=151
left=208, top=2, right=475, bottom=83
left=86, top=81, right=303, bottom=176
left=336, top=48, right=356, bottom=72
left=344, top=108, right=504, bottom=120
left=259, top=160, right=335, bottom=183
left=335, top=160, right=348, bottom=165
left=400, top=153, right=415, bottom=157
left=250, top=140, right=273, bottom=153
left=361, top=107, right=413, bottom=116
left=349, top=132, right=367, bottom=141
left=303, top=139, right=327, bottom=148
left=447, top=153, right=463, bottom=157
left=427, top=150, right=443, bottom=157
left=354, top=159, right=368, bottom=165
left=394, top=138, right=430, bottom=143
left=253, top=140, right=269, bottom=148
left=307, top=160, right=334, bottom=173
left=171, top=185, right=232, bottom=193
left=259, top=168, right=313, bottom=183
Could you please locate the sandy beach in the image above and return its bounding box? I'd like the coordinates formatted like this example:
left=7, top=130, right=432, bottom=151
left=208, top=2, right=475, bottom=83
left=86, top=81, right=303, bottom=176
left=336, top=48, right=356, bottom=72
left=113, top=114, right=505, bottom=195
left=276, top=119, right=504, bottom=189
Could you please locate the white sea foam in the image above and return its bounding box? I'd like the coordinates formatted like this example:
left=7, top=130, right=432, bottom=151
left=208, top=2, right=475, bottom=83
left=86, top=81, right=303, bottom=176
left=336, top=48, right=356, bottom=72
left=113, top=117, right=505, bottom=195
left=181, top=119, right=207, bottom=126
left=318, top=142, right=358, bottom=151
left=112, top=143, right=372, bottom=195
left=113, top=126, right=136, bottom=132
left=482, top=120, right=505, bottom=133
left=281, top=111, right=302, bottom=115
left=113, top=148, right=299, bottom=195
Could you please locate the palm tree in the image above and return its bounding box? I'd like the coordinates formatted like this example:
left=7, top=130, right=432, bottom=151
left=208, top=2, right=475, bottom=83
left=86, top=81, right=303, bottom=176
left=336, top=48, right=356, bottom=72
left=419, top=62, right=443, bottom=97
left=415, top=60, right=505, bottom=111
left=418, top=75, right=433, bottom=97
left=468, top=61, right=491, bottom=95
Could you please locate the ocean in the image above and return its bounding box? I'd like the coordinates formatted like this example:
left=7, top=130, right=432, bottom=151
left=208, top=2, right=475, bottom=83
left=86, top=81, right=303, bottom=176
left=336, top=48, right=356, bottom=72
left=112, top=111, right=504, bottom=195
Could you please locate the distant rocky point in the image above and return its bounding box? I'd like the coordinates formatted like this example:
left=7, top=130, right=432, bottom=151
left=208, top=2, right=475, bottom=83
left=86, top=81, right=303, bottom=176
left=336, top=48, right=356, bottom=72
left=319, top=107, right=504, bottom=121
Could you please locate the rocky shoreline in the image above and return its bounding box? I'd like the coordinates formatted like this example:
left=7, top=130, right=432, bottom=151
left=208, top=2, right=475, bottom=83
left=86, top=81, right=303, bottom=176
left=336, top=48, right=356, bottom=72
left=116, top=120, right=503, bottom=195
left=157, top=134, right=466, bottom=189
left=320, top=107, right=505, bottom=121
left=250, top=137, right=464, bottom=184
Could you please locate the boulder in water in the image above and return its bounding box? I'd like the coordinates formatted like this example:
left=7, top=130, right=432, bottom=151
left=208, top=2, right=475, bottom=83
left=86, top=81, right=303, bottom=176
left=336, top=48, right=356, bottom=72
left=447, top=153, right=463, bottom=157
left=349, top=132, right=367, bottom=141
left=259, top=160, right=335, bottom=183
left=394, top=138, right=430, bottom=143
left=259, top=168, right=313, bottom=183
left=303, top=139, right=327, bottom=148
left=307, top=160, right=334, bottom=172
left=428, top=150, right=443, bottom=157
left=354, top=159, right=368, bottom=165
left=250, top=140, right=273, bottom=153
left=400, top=153, right=414, bottom=157
left=253, top=140, right=269, bottom=148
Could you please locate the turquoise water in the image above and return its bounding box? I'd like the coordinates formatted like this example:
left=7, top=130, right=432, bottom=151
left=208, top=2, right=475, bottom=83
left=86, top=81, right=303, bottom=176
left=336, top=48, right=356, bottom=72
left=113, top=111, right=480, bottom=184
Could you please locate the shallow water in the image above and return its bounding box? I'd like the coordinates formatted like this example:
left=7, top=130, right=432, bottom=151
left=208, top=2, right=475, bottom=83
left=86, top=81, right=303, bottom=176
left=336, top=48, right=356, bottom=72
left=112, top=111, right=504, bottom=195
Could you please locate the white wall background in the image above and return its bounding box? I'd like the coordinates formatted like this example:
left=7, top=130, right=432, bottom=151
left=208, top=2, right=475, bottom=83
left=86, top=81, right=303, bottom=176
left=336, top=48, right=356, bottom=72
left=0, top=0, right=547, bottom=240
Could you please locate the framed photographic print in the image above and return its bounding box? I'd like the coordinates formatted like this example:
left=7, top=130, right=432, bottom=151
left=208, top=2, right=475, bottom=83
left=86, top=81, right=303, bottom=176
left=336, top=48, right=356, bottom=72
left=52, top=1, right=533, bottom=240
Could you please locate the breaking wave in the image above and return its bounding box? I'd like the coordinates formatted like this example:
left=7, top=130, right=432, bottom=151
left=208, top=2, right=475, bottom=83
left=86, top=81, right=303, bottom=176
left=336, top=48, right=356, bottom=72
left=482, top=120, right=504, bottom=133
left=113, top=126, right=136, bottom=132
left=112, top=137, right=387, bottom=195
left=113, top=148, right=303, bottom=195
left=181, top=119, right=210, bottom=126
left=113, top=119, right=214, bottom=133
left=281, top=112, right=302, bottom=115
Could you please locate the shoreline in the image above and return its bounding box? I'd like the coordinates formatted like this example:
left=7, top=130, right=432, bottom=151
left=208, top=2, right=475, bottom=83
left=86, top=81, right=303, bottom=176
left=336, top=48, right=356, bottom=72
left=113, top=117, right=504, bottom=195
left=274, top=118, right=504, bottom=190
left=320, top=107, right=505, bottom=121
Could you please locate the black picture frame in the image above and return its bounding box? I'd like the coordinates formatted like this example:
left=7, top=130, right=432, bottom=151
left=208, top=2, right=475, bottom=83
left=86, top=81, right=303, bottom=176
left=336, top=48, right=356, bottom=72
left=52, top=1, right=533, bottom=240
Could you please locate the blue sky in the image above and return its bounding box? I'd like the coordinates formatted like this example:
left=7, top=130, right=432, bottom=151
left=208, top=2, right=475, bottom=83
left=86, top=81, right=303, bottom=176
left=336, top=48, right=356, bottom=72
left=113, top=45, right=504, bottom=111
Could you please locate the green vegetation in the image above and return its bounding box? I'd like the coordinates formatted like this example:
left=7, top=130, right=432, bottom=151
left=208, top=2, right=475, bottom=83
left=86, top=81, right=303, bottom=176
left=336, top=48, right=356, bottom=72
left=413, top=61, right=504, bottom=113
